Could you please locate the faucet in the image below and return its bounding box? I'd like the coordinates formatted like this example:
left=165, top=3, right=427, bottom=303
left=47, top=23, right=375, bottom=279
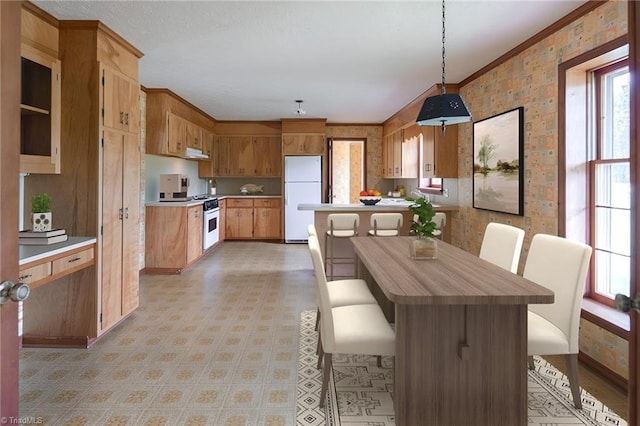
left=411, top=189, right=430, bottom=202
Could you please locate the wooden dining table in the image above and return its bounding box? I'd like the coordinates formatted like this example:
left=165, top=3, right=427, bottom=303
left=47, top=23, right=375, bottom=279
left=350, top=236, right=554, bottom=426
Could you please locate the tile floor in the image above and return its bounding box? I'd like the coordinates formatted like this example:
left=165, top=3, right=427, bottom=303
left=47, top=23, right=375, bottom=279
left=19, top=241, right=317, bottom=425
left=18, top=241, right=628, bottom=425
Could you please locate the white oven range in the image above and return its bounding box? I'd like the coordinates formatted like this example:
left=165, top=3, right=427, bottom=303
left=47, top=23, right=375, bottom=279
left=202, top=197, right=220, bottom=250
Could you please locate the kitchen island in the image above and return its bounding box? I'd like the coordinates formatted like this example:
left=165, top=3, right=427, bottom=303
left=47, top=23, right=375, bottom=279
left=299, top=200, right=458, bottom=278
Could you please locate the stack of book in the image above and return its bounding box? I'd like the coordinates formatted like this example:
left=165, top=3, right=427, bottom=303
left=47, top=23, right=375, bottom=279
left=19, top=228, right=68, bottom=245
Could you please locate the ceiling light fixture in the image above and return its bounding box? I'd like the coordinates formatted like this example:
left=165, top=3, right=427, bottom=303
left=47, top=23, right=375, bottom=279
left=416, top=0, right=471, bottom=131
left=295, top=100, right=306, bottom=116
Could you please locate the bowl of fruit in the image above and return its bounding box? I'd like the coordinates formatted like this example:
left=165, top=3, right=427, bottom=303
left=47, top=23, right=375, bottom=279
left=359, top=189, right=382, bottom=205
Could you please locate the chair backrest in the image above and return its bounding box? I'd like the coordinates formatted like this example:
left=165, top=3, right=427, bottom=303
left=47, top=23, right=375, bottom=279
left=307, top=224, right=318, bottom=238
left=327, top=213, right=359, bottom=231
left=524, top=234, right=592, bottom=352
left=307, top=235, right=335, bottom=351
left=370, top=213, right=402, bottom=233
left=433, top=212, right=446, bottom=230
left=479, top=222, right=525, bottom=273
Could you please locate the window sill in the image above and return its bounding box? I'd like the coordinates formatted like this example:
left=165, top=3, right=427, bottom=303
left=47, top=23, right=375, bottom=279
left=581, top=298, right=630, bottom=340
left=417, top=187, right=443, bottom=195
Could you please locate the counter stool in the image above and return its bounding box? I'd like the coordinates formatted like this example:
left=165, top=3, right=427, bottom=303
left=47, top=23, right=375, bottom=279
left=433, top=212, right=446, bottom=239
left=368, top=213, right=403, bottom=236
left=325, top=213, right=359, bottom=280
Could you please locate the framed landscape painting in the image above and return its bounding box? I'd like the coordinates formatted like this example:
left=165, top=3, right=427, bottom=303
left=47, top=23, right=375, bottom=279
left=472, top=107, right=524, bottom=216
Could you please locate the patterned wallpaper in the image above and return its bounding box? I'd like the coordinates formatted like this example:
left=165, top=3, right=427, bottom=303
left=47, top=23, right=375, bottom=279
left=454, top=1, right=628, bottom=379
left=326, top=125, right=384, bottom=191
left=454, top=1, right=628, bottom=262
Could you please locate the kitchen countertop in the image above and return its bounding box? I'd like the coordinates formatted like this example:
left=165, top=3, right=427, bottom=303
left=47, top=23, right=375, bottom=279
left=298, top=200, right=458, bottom=211
left=20, top=236, right=97, bottom=265
left=145, top=194, right=282, bottom=207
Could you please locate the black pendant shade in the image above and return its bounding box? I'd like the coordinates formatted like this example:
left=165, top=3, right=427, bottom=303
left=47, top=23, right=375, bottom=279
left=416, top=93, right=472, bottom=126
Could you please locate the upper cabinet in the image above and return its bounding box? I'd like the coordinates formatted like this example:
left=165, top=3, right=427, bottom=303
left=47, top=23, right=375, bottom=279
left=102, top=66, right=140, bottom=134
left=201, top=135, right=281, bottom=178
left=20, top=5, right=61, bottom=174
left=382, top=129, right=417, bottom=179
left=145, top=89, right=215, bottom=159
left=382, top=83, right=461, bottom=180
left=281, top=119, right=326, bottom=156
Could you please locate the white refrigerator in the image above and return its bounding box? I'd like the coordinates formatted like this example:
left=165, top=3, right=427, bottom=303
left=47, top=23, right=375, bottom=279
left=284, top=155, right=322, bottom=242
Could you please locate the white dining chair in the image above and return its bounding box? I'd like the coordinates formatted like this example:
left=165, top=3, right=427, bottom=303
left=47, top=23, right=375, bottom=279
left=307, top=235, right=395, bottom=408
left=307, top=224, right=318, bottom=238
left=524, top=233, right=592, bottom=409
left=307, top=235, right=377, bottom=332
left=478, top=222, right=525, bottom=273
left=433, top=212, right=446, bottom=239
left=368, top=213, right=403, bottom=236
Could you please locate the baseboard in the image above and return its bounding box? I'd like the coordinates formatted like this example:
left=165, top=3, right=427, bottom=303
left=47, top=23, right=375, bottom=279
left=22, top=335, right=91, bottom=348
left=579, top=351, right=628, bottom=392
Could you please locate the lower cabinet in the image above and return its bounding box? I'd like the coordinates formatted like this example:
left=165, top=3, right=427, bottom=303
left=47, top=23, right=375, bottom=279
left=145, top=204, right=203, bottom=273
left=225, top=197, right=282, bottom=240
left=218, top=199, right=226, bottom=241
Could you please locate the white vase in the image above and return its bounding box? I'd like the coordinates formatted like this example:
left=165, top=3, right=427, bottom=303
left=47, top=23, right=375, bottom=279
left=409, top=236, right=438, bottom=259
left=31, top=212, right=52, bottom=232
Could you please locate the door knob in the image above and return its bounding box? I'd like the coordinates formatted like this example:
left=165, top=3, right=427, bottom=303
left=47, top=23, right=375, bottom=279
left=0, top=280, right=30, bottom=304
left=614, top=293, right=640, bottom=313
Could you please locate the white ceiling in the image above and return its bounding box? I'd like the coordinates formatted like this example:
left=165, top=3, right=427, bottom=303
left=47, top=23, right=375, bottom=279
left=34, top=1, right=587, bottom=124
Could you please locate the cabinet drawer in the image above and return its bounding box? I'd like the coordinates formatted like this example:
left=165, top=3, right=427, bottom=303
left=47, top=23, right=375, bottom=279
left=254, top=199, right=281, bottom=208
left=226, top=198, right=254, bottom=208
left=19, top=263, right=52, bottom=285
left=52, top=248, right=94, bottom=275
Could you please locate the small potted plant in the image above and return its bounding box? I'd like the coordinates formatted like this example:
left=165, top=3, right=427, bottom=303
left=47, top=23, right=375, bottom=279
left=31, top=193, right=52, bottom=232
left=406, top=195, right=438, bottom=259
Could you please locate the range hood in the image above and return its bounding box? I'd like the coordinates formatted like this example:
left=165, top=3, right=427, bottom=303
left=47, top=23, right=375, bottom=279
left=185, top=147, right=209, bottom=160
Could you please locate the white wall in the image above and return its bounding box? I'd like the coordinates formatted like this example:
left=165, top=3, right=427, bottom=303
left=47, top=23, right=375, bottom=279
left=144, top=154, right=208, bottom=202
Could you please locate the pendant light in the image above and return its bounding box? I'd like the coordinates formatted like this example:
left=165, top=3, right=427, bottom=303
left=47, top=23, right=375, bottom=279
left=416, top=0, right=472, bottom=130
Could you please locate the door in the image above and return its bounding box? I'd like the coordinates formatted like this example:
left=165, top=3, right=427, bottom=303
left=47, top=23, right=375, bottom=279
left=121, top=134, right=139, bottom=316
left=0, top=1, right=22, bottom=417
left=327, top=139, right=365, bottom=204
left=102, top=130, right=124, bottom=331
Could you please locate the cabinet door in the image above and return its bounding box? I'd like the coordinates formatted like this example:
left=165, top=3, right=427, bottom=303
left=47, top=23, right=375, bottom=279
left=218, top=200, right=226, bottom=241
left=225, top=207, right=253, bottom=239
left=382, top=135, right=393, bottom=178
left=434, top=125, right=458, bottom=178
left=421, top=127, right=436, bottom=178
left=254, top=207, right=281, bottom=239
left=121, top=133, right=140, bottom=315
left=282, top=134, right=325, bottom=155
left=254, top=136, right=281, bottom=176
left=20, top=45, right=61, bottom=174
left=228, top=136, right=254, bottom=176
left=101, top=129, right=124, bottom=331
left=167, top=113, right=186, bottom=156
left=215, top=136, right=231, bottom=176
left=186, top=122, right=202, bottom=150
left=402, top=134, right=418, bottom=179
left=102, top=66, right=139, bottom=134
left=392, top=130, right=403, bottom=178
left=186, top=205, right=202, bottom=264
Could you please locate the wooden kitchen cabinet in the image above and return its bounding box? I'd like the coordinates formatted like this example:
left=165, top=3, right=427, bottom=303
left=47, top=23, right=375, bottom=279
left=145, top=89, right=215, bottom=159
left=253, top=198, right=281, bottom=239
left=282, top=134, right=325, bottom=155
left=145, top=204, right=204, bottom=273
left=186, top=205, right=203, bottom=264
left=228, top=136, right=254, bottom=176
left=101, top=129, right=140, bottom=331
left=203, top=135, right=282, bottom=178
left=22, top=20, right=144, bottom=346
left=20, top=8, right=62, bottom=175
left=419, top=125, right=458, bottom=178
left=225, top=198, right=282, bottom=240
left=102, top=66, right=140, bottom=134
left=225, top=198, right=254, bottom=239
left=218, top=199, right=226, bottom=241
left=254, top=136, right=281, bottom=176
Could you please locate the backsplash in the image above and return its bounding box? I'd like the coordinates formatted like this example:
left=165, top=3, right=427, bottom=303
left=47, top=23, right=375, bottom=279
left=215, top=177, right=282, bottom=196
left=144, top=154, right=208, bottom=202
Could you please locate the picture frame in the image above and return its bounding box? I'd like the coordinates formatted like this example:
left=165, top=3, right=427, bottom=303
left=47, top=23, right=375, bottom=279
left=472, top=107, right=524, bottom=216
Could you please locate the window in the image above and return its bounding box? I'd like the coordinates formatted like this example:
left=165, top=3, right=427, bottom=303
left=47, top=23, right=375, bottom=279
left=588, top=61, right=630, bottom=307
